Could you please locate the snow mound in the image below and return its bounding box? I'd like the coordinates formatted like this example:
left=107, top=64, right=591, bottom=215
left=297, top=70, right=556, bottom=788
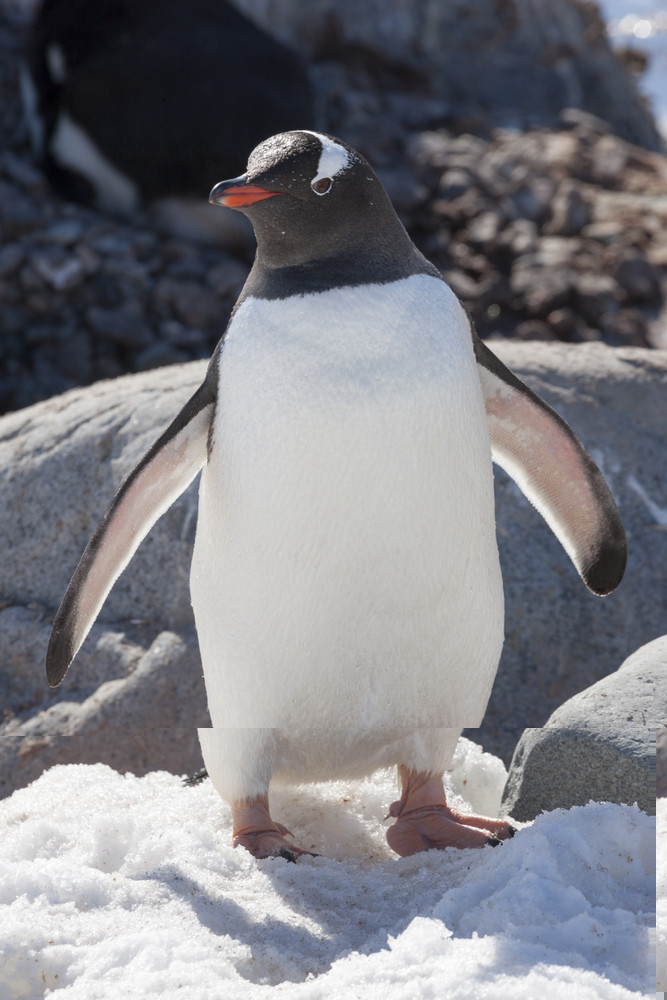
left=0, top=739, right=655, bottom=999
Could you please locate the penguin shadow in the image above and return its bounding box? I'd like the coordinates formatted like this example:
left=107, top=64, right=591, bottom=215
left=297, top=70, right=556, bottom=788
left=150, top=781, right=453, bottom=986
left=139, top=864, right=328, bottom=985
left=143, top=852, right=451, bottom=987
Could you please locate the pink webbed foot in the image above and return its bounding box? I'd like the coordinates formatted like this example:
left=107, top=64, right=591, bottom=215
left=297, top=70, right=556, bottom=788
left=386, top=768, right=516, bottom=857
left=232, top=796, right=315, bottom=862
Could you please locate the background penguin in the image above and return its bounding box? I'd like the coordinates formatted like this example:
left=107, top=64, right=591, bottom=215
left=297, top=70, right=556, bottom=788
left=20, top=0, right=315, bottom=245
left=46, top=131, right=626, bottom=860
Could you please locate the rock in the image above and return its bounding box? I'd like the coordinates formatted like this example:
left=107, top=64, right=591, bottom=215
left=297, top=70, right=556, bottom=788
left=604, top=308, right=649, bottom=349
left=235, top=0, right=663, bottom=150
left=444, top=268, right=485, bottom=300
left=133, top=341, right=190, bottom=371
left=437, top=168, right=473, bottom=201
left=0, top=362, right=206, bottom=628
left=206, top=258, right=250, bottom=299
left=545, top=180, right=591, bottom=236
left=506, top=177, right=555, bottom=224
left=573, top=272, right=619, bottom=326
left=86, top=305, right=154, bottom=348
left=588, top=132, right=630, bottom=186
left=545, top=306, right=593, bottom=342
left=512, top=320, right=555, bottom=342
left=510, top=260, right=575, bottom=316
left=559, top=107, right=613, bottom=137
left=2, top=0, right=666, bottom=416
left=43, top=219, right=86, bottom=246
left=464, top=342, right=667, bottom=762
left=0, top=343, right=665, bottom=778
left=613, top=252, right=662, bottom=303
left=0, top=629, right=208, bottom=799
left=0, top=244, right=24, bottom=277
left=0, top=605, right=144, bottom=705
left=30, top=248, right=87, bottom=292
left=412, top=124, right=667, bottom=343
left=153, top=277, right=223, bottom=330
left=500, top=636, right=665, bottom=820
left=375, top=165, right=426, bottom=214
left=464, top=211, right=503, bottom=250
left=497, top=219, right=538, bottom=255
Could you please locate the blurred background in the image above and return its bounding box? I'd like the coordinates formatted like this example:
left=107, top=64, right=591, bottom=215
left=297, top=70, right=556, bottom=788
left=0, top=0, right=665, bottom=416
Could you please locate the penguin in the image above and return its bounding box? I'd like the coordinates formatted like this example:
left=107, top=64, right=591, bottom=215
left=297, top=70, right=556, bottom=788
left=46, top=130, right=626, bottom=861
left=20, top=0, right=315, bottom=245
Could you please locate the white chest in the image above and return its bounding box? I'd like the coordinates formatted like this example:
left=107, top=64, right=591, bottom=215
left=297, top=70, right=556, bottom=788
left=191, top=275, right=504, bottom=730
left=211, top=276, right=486, bottom=485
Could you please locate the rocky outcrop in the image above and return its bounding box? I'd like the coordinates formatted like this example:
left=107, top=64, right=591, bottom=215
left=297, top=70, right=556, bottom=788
left=407, top=121, right=667, bottom=350
left=235, top=0, right=663, bottom=150
left=464, top=341, right=667, bottom=761
left=0, top=628, right=207, bottom=799
left=500, top=636, right=666, bottom=819
left=0, top=2, right=665, bottom=414
left=0, top=341, right=665, bottom=794
left=1, top=362, right=206, bottom=628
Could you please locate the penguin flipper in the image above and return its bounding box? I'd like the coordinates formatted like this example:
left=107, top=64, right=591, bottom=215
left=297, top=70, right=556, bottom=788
left=474, top=338, right=626, bottom=596
left=46, top=377, right=215, bottom=687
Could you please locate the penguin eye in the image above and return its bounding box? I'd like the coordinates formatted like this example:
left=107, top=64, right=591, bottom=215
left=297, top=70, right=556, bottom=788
left=311, top=177, right=333, bottom=195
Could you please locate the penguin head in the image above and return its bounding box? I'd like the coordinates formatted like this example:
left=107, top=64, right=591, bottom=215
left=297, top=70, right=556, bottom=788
left=209, top=131, right=410, bottom=270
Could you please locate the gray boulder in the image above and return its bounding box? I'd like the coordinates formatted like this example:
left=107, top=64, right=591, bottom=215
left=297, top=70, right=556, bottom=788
left=0, top=342, right=665, bottom=794
left=1, top=361, right=206, bottom=627
left=500, top=636, right=666, bottom=820
left=0, top=626, right=207, bottom=799
left=236, top=0, right=662, bottom=150
left=467, top=341, right=667, bottom=762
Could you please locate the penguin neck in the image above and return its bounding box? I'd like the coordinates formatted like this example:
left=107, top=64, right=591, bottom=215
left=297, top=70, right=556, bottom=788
left=244, top=220, right=440, bottom=300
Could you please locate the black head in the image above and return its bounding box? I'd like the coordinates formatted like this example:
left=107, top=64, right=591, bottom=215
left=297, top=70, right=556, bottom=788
left=209, top=131, right=437, bottom=297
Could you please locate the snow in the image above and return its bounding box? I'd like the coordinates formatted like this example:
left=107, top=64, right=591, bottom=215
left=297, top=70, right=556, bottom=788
left=0, top=739, right=656, bottom=999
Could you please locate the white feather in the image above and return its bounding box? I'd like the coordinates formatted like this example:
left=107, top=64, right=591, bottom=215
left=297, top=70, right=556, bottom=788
left=300, top=130, right=353, bottom=185
left=198, top=727, right=462, bottom=804
left=191, top=274, right=504, bottom=795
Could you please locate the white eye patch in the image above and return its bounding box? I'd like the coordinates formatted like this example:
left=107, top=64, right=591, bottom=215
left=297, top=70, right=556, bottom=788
left=300, top=130, right=352, bottom=192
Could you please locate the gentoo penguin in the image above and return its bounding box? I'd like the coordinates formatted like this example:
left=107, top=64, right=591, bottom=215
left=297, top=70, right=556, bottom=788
left=46, top=131, right=626, bottom=860
left=20, top=0, right=315, bottom=244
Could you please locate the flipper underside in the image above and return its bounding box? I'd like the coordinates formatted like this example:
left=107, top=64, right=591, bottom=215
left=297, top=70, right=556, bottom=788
left=46, top=377, right=216, bottom=686
left=475, top=338, right=626, bottom=595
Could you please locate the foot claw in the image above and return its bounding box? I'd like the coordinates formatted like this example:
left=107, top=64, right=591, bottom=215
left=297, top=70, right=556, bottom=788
left=233, top=825, right=312, bottom=860
left=386, top=768, right=518, bottom=856
left=387, top=805, right=492, bottom=855
left=183, top=768, right=208, bottom=786
left=232, top=796, right=316, bottom=860
left=278, top=848, right=298, bottom=863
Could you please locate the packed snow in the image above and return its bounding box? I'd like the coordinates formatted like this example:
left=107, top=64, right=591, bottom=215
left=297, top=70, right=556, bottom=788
left=0, top=739, right=656, bottom=999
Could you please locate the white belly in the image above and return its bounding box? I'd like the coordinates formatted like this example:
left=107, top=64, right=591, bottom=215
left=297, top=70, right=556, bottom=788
left=197, top=726, right=463, bottom=804
left=191, top=274, right=504, bottom=734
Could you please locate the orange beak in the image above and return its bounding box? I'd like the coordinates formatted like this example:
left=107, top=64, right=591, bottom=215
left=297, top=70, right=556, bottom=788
left=209, top=178, right=283, bottom=208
